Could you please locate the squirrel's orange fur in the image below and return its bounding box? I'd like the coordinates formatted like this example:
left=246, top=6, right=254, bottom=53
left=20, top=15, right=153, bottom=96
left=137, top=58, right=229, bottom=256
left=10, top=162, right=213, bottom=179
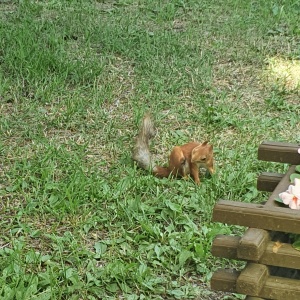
left=132, top=114, right=214, bottom=184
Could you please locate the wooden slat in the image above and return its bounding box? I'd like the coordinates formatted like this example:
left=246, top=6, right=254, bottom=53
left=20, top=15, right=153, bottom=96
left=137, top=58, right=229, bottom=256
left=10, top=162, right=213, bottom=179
left=211, top=235, right=240, bottom=259
left=236, top=263, right=269, bottom=296
left=257, top=172, right=284, bottom=192
left=260, top=242, right=300, bottom=270
left=210, top=268, right=240, bottom=292
left=212, top=269, right=300, bottom=299
left=260, top=275, right=300, bottom=299
left=212, top=236, right=300, bottom=270
left=212, top=200, right=300, bottom=234
left=258, top=141, right=300, bottom=164
left=238, top=228, right=270, bottom=261
left=245, top=297, right=265, bottom=300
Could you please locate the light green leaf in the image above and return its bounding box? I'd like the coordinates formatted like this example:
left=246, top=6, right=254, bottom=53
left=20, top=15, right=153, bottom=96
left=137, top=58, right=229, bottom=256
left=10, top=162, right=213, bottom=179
left=194, top=243, right=205, bottom=258
left=168, top=289, right=185, bottom=298
left=119, top=282, right=131, bottom=293
left=295, top=165, right=300, bottom=173
left=165, top=201, right=182, bottom=213
left=154, top=244, right=161, bottom=259
left=31, top=289, right=52, bottom=300
left=65, top=267, right=74, bottom=279
left=274, top=197, right=283, bottom=204
left=178, top=249, right=193, bottom=267
left=41, top=255, right=51, bottom=262
left=94, top=242, right=107, bottom=256
left=24, top=276, right=38, bottom=298
left=292, top=240, right=300, bottom=251
left=290, top=173, right=300, bottom=183
left=106, top=283, right=119, bottom=293
left=30, top=230, right=41, bottom=238
left=127, top=295, right=139, bottom=300
left=48, top=194, right=59, bottom=207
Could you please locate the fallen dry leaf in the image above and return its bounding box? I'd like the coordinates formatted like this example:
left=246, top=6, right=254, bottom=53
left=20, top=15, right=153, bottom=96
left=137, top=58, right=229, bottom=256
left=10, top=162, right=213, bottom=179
left=272, top=241, right=283, bottom=253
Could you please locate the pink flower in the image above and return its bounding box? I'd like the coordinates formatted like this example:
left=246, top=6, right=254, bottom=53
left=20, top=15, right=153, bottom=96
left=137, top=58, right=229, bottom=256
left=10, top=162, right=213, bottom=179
left=279, top=178, right=300, bottom=209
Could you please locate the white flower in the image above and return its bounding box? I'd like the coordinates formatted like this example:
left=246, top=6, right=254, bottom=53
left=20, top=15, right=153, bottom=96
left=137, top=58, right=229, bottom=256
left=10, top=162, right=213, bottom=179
left=279, top=178, right=300, bottom=210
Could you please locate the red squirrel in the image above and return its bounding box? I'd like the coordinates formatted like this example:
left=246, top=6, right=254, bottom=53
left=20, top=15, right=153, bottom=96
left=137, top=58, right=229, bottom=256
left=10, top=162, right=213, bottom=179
left=132, top=114, right=214, bottom=184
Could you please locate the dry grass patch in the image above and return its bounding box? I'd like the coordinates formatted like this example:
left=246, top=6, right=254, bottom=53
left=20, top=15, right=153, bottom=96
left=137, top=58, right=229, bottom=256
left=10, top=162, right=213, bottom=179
left=265, top=56, right=300, bottom=91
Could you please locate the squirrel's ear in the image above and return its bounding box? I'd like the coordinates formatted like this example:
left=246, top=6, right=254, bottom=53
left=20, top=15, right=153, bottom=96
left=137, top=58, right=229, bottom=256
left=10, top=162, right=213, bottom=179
left=192, top=144, right=202, bottom=155
left=202, top=141, right=213, bottom=151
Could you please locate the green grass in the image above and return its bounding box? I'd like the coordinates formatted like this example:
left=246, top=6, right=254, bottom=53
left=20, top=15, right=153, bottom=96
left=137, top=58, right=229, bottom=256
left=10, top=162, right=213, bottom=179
left=0, top=0, right=300, bottom=299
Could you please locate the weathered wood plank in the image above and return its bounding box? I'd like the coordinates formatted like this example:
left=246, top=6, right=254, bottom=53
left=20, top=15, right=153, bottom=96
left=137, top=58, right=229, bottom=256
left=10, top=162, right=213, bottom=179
left=260, top=242, right=300, bottom=270
left=260, top=276, right=300, bottom=299
left=257, top=172, right=284, bottom=192
left=258, top=141, right=300, bottom=164
left=212, top=200, right=300, bottom=234
left=236, top=263, right=269, bottom=296
left=212, top=235, right=300, bottom=270
left=238, top=229, right=270, bottom=261
left=211, top=235, right=240, bottom=259
left=210, top=268, right=240, bottom=292
left=245, top=297, right=265, bottom=300
left=212, top=269, right=300, bottom=299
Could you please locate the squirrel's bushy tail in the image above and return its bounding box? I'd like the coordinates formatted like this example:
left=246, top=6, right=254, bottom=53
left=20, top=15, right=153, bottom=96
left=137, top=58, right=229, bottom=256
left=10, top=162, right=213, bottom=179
left=132, top=113, right=155, bottom=170
left=132, top=114, right=171, bottom=178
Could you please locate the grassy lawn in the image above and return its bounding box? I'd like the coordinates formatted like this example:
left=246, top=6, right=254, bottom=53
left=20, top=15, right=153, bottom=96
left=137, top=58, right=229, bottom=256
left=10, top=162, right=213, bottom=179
left=0, top=0, right=299, bottom=299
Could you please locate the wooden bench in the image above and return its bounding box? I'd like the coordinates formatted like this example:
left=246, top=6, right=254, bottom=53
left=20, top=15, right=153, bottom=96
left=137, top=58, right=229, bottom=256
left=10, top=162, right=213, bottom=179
left=210, top=141, right=300, bottom=300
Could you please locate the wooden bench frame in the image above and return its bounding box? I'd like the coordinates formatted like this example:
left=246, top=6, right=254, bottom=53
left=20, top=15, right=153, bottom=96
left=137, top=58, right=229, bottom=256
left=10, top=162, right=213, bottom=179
left=210, top=141, right=300, bottom=300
